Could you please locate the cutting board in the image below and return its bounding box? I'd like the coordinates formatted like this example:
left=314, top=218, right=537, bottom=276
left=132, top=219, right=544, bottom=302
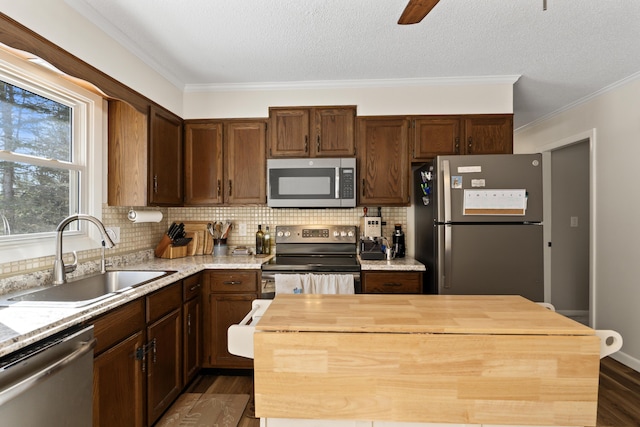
left=181, top=221, right=213, bottom=255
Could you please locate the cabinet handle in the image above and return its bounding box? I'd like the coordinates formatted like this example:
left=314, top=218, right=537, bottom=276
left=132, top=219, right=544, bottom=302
left=217, top=179, right=221, bottom=197
left=153, top=175, right=158, bottom=194
left=223, top=280, right=243, bottom=285
left=362, top=179, right=366, bottom=197
left=383, top=282, right=403, bottom=287
left=228, top=180, right=232, bottom=197
left=455, top=137, right=460, bottom=154
left=187, top=313, right=192, bottom=335
left=189, top=284, right=201, bottom=292
left=317, top=135, right=321, bottom=153
left=152, top=338, right=157, bottom=364
left=304, top=135, right=308, bottom=153
left=467, top=137, right=473, bottom=154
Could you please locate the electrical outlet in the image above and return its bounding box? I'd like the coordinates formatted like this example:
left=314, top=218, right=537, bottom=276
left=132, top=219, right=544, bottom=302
left=106, top=227, right=120, bottom=244
left=239, top=223, right=247, bottom=237
left=570, top=216, right=578, bottom=228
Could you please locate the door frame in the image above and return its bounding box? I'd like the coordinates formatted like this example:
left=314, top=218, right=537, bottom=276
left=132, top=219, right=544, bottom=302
left=535, top=129, right=596, bottom=326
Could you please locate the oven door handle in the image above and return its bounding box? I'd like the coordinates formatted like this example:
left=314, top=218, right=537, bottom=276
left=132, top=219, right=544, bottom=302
left=0, top=337, right=96, bottom=406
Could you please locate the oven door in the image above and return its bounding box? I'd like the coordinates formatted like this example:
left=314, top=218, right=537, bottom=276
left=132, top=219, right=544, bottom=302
left=261, top=270, right=361, bottom=298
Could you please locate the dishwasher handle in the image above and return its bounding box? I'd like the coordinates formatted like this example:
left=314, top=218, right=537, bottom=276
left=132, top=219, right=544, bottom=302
left=0, top=337, right=97, bottom=407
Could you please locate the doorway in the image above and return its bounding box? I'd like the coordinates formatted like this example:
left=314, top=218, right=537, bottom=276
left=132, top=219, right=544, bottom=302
left=539, top=130, right=594, bottom=326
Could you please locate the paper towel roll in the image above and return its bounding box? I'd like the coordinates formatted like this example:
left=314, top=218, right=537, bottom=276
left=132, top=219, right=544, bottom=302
left=128, top=209, right=163, bottom=223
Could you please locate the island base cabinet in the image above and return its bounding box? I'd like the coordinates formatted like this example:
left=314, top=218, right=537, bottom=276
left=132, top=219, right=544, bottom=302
left=93, top=331, right=146, bottom=427
left=254, top=332, right=600, bottom=426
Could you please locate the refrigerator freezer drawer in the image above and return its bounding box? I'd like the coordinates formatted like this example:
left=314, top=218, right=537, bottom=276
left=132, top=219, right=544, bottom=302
left=437, top=223, right=543, bottom=301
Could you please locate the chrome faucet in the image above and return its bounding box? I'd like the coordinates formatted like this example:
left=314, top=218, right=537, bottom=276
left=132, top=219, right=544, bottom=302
left=52, top=214, right=116, bottom=285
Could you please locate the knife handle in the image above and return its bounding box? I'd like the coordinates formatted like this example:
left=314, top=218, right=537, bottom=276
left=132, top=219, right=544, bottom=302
left=154, top=234, right=173, bottom=258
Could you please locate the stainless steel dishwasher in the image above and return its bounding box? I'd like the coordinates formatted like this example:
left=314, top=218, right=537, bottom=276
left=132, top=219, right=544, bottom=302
left=0, top=325, right=96, bottom=426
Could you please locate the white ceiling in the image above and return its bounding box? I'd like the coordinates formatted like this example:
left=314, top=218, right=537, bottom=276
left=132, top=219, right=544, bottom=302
left=65, top=0, right=640, bottom=129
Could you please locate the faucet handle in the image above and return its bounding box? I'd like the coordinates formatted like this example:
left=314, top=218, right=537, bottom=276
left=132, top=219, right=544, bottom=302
left=64, top=251, right=78, bottom=274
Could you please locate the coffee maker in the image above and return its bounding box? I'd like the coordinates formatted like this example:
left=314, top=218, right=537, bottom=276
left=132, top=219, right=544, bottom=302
left=359, top=215, right=385, bottom=260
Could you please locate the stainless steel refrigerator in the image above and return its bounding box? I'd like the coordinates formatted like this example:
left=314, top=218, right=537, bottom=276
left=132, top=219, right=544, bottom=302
left=414, top=154, right=544, bottom=301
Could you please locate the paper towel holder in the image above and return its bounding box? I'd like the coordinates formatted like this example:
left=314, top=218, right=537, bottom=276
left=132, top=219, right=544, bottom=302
left=128, top=208, right=163, bottom=223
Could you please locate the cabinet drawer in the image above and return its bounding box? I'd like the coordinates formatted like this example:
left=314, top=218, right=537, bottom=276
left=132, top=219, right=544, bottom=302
left=362, top=272, right=422, bottom=294
left=208, top=270, right=257, bottom=293
left=92, top=299, right=145, bottom=355
left=183, top=273, right=202, bottom=301
left=147, top=281, right=182, bottom=322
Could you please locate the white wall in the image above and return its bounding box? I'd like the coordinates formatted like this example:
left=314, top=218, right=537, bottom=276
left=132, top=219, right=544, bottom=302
left=515, top=75, right=640, bottom=371
left=184, top=80, right=514, bottom=119
left=0, top=0, right=183, bottom=115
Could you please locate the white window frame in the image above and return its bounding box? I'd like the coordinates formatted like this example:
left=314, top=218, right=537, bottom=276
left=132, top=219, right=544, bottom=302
left=0, top=49, right=104, bottom=263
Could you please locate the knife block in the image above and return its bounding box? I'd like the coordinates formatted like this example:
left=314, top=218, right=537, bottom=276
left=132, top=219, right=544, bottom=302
left=158, top=244, right=187, bottom=259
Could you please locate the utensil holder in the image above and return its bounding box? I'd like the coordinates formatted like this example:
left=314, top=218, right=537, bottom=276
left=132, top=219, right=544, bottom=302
left=213, top=238, right=228, bottom=256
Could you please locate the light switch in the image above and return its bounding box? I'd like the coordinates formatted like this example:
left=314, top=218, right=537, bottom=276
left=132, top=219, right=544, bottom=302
left=239, top=223, right=247, bottom=236
left=570, top=216, right=578, bottom=227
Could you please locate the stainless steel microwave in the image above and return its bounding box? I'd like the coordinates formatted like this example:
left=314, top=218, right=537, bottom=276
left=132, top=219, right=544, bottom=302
left=267, top=158, right=356, bottom=208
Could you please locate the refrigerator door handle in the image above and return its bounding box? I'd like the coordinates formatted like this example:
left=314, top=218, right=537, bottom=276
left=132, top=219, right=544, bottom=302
left=442, top=159, right=452, bottom=223
left=443, top=224, right=452, bottom=289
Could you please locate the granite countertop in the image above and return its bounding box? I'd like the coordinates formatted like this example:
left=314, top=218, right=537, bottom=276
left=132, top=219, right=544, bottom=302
left=0, top=254, right=270, bottom=358
left=358, top=256, right=426, bottom=271
left=0, top=253, right=425, bottom=358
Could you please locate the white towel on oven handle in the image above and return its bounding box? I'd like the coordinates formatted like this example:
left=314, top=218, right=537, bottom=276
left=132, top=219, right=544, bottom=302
left=307, top=274, right=355, bottom=294
left=274, top=274, right=305, bottom=294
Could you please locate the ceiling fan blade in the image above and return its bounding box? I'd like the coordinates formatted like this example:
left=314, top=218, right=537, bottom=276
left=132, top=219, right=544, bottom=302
left=398, top=0, right=441, bottom=25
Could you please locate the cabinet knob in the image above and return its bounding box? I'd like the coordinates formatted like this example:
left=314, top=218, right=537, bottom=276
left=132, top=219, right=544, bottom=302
left=467, top=137, right=473, bottom=153
left=153, top=175, right=158, bottom=194
left=217, top=179, right=221, bottom=197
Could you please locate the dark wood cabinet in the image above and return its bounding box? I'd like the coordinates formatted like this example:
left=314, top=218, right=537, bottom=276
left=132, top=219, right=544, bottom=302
left=92, top=279, right=195, bottom=427
left=182, top=274, right=202, bottom=386
left=357, top=116, right=410, bottom=206
left=203, top=270, right=258, bottom=369
left=148, top=105, right=183, bottom=206
left=362, top=271, right=423, bottom=294
left=183, top=120, right=266, bottom=205
left=463, top=115, right=513, bottom=155
left=269, top=106, right=356, bottom=158
left=145, top=282, right=182, bottom=425
left=92, top=299, right=146, bottom=427
left=184, top=121, right=224, bottom=205
left=411, top=114, right=513, bottom=162
left=224, top=120, right=267, bottom=204
left=411, top=116, right=462, bottom=160
left=107, top=100, right=148, bottom=207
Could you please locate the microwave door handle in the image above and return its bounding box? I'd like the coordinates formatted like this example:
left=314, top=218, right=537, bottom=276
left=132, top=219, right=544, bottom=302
left=335, top=167, right=340, bottom=199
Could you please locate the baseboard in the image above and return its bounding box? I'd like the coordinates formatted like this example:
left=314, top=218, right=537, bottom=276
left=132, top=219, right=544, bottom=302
left=610, top=351, right=640, bottom=373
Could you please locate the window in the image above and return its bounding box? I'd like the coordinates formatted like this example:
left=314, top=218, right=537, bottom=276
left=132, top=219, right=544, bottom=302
left=0, top=49, right=104, bottom=263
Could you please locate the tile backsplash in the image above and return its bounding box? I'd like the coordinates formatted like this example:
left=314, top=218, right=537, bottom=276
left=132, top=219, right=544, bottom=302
left=0, top=204, right=406, bottom=279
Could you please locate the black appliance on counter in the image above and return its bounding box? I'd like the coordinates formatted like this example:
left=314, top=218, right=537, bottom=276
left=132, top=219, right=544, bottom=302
left=260, top=225, right=361, bottom=297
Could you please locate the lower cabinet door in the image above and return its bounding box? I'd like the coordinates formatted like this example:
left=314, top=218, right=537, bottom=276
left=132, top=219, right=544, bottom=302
left=93, top=331, right=146, bottom=427
left=147, top=308, right=182, bottom=425
left=208, top=293, right=256, bottom=368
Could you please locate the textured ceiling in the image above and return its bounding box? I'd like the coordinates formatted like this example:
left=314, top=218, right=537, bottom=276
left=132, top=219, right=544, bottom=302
left=65, top=0, right=640, bottom=129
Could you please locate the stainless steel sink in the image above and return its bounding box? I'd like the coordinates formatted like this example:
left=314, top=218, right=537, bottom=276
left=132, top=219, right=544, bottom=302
left=1, top=270, right=176, bottom=308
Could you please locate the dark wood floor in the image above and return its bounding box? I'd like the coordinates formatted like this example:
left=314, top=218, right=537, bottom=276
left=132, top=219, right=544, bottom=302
left=186, top=357, right=640, bottom=427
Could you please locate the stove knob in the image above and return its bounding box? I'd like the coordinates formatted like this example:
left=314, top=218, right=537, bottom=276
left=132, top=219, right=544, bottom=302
left=284, top=231, right=291, bottom=237
left=340, top=231, right=347, bottom=237
left=347, top=231, right=354, bottom=237
left=277, top=231, right=284, bottom=237
left=333, top=231, right=340, bottom=237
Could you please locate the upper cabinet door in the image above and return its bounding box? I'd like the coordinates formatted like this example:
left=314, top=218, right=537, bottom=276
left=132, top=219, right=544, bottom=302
left=411, top=116, right=461, bottom=161
left=463, top=115, right=513, bottom=155
left=184, top=121, right=224, bottom=205
left=148, top=106, right=183, bottom=206
left=268, top=108, right=310, bottom=157
left=224, top=121, right=267, bottom=204
left=357, top=117, right=410, bottom=206
left=313, top=107, right=356, bottom=157
left=108, top=100, right=148, bottom=207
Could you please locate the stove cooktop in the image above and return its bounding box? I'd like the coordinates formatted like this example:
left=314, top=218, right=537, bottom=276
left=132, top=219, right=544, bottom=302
left=261, top=255, right=360, bottom=272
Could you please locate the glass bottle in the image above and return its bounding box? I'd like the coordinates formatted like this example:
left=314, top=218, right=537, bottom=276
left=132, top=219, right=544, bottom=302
left=263, top=226, right=271, bottom=255
left=255, top=224, right=264, bottom=254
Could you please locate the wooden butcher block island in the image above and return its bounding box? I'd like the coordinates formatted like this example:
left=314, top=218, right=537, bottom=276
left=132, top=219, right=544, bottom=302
left=253, top=294, right=600, bottom=427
